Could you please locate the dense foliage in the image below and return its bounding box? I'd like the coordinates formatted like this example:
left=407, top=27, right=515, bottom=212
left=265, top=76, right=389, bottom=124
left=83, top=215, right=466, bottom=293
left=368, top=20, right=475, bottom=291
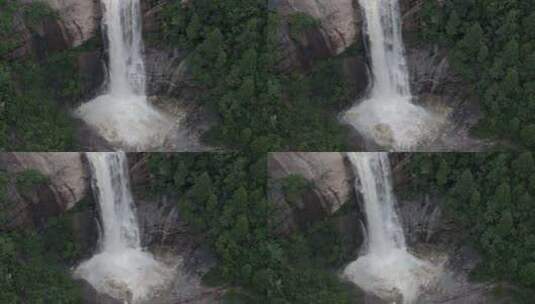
left=420, top=0, right=535, bottom=147
left=158, top=1, right=353, bottom=151
left=147, top=153, right=359, bottom=303
left=0, top=0, right=81, bottom=151
left=405, top=152, right=535, bottom=289
left=0, top=169, right=83, bottom=303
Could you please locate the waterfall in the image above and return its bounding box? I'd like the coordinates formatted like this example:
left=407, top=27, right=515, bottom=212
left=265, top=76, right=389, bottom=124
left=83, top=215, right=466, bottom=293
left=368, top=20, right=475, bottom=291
left=87, top=152, right=141, bottom=251
left=74, top=152, right=172, bottom=303
left=343, top=152, right=439, bottom=303
left=104, top=0, right=146, bottom=97
left=342, top=0, right=437, bottom=150
left=348, top=153, right=406, bottom=254
left=75, top=0, right=173, bottom=150
left=361, top=0, right=411, bottom=98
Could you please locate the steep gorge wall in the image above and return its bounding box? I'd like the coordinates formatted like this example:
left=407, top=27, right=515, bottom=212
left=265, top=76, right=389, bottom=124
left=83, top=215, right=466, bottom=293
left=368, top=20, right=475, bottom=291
left=270, top=0, right=448, bottom=90
left=270, top=0, right=361, bottom=70
left=269, top=153, right=497, bottom=303
left=7, top=0, right=101, bottom=60
left=268, top=152, right=353, bottom=231
left=0, top=152, right=90, bottom=228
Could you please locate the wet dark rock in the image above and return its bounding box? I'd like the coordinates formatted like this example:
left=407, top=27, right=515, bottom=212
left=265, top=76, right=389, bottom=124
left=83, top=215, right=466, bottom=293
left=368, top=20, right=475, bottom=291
left=77, top=279, right=123, bottom=304
left=77, top=51, right=106, bottom=101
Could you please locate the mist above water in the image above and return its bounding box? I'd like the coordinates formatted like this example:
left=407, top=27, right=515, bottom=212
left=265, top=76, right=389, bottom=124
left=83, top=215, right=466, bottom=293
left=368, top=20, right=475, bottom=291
left=342, top=0, right=439, bottom=150
left=343, top=153, right=440, bottom=303
left=75, top=0, right=173, bottom=150
left=74, top=152, right=173, bottom=303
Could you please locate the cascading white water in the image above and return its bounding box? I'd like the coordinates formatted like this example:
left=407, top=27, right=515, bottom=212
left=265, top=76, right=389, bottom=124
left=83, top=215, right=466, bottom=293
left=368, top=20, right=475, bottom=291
left=75, top=0, right=173, bottom=150
left=343, top=153, right=440, bottom=303
left=74, top=152, right=172, bottom=303
left=342, top=0, right=437, bottom=150
left=104, top=0, right=146, bottom=97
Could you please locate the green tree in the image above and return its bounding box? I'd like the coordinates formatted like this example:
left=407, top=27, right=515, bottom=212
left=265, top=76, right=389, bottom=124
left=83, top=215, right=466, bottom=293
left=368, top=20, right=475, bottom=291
left=186, top=13, right=202, bottom=42
left=520, top=125, right=535, bottom=148
left=435, top=160, right=450, bottom=187
left=446, top=11, right=461, bottom=37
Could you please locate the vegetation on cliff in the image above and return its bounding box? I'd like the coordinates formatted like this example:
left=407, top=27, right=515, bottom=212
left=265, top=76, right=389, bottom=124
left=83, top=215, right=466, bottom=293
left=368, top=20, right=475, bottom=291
left=0, top=169, right=83, bottom=303
left=158, top=1, right=354, bottom=152
left=147, top=153, right=360, bottom=303
left=405, top=152, right=535, bottom=296
left=0, top=0, right=83, bottom=151
left=421, top=0, right=535, bottom=148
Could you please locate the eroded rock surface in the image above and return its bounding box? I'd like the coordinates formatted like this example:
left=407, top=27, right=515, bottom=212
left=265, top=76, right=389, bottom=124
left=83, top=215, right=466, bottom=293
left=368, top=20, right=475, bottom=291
left=0, top=152, right=89, bottom=227
left=268, top=152, right=353, bottom=232
left=128, top=157, right=221, bottom=304
left=32, top=0, right=100, bottom=48
left=271, top=0, right=360, bottom=70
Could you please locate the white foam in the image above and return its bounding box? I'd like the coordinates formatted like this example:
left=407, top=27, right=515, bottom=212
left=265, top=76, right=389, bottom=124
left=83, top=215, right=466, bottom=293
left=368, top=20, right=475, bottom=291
left=343, top=95, right=437, bottom=150
left=75, top=94, right=173, bottom=150
left=344, top=153, right=441, bottom=303
left=74, top=153, right=174, bottom=303
left=343, top=0, right=440, bottom=150
left=75, top=249, right=173, bottom=303
left=76, top=0, right=173, bottom=150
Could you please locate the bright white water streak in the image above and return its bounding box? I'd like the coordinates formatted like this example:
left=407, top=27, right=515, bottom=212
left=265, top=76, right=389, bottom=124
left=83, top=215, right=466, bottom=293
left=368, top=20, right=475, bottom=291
left=75, top=0, right=173, bottom=150
left=343, top=153, right=440, bottom=303
left=74, top=152, right=172, bottom=303
left=342, top=0, right=437, bottom=150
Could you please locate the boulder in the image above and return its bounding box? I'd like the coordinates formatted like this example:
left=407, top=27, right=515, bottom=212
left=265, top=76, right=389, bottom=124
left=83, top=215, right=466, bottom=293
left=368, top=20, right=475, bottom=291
left=271, top=0, right=361, bottom=70
left=268, top=152, right=354, bottom=232
left=0, top=152, right=90, bottom=227
left=6, top=0, right=101, bottom=60
left=274, top=0, right=360, bottom=54
left=34, top=0, right=101, bottom=48
left=77, top=50, right=105, bottom=99
left=77, top=279, right=123, bottom=304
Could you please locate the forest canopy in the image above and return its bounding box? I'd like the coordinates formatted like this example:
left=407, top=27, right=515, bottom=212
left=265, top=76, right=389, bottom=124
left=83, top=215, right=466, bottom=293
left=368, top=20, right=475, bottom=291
left=0, top=169, right=83, bottom=303
left=421, top=0, right=535, bottom=148
left=405, top=152, right=535, bottom=292
left=146, top=153, right=360, bottom=303
left=0, top=0, right=81, bottom=151
left=158, top=0, right=354, bottom=152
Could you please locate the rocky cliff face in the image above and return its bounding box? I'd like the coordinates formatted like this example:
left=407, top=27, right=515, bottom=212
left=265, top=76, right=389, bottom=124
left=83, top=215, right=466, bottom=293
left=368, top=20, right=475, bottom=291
left=38, top=0, right=101, bottom=48
left=4, top=0, right=105, bottom=115
left=8, top=0, right=100, bottom=60
left=1, top=152, right=90, bottom=228
left=126, top=155, right=221, bottom=304
left=264, top=0, right=487, bottom=150
left=268, top=152, right=354, bottom=232
left=270, top=0, right=361, bottom=70
left=400, top=2, right=493, bottom=151
left=390, top=154, right=512, bottom=304
left=269, top=153, right=500, bottom=303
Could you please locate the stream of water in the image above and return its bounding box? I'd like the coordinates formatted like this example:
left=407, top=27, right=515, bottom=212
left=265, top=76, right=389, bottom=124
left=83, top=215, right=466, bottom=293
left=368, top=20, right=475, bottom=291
left=75, top=0, right=173, bottom=150
left=342, top=0, right=438, bottom=150
left=74, top=152, right=172, bottom=303
left=343, top=152, right=440, bottom=303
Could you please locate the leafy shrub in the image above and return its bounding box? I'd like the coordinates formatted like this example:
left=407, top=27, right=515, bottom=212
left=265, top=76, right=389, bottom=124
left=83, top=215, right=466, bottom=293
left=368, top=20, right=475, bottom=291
left=15, top=169, right=48, bottom=192
left=281, top=174, right=310, bottom=205
left=288, top=13, right=319, bottom=40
